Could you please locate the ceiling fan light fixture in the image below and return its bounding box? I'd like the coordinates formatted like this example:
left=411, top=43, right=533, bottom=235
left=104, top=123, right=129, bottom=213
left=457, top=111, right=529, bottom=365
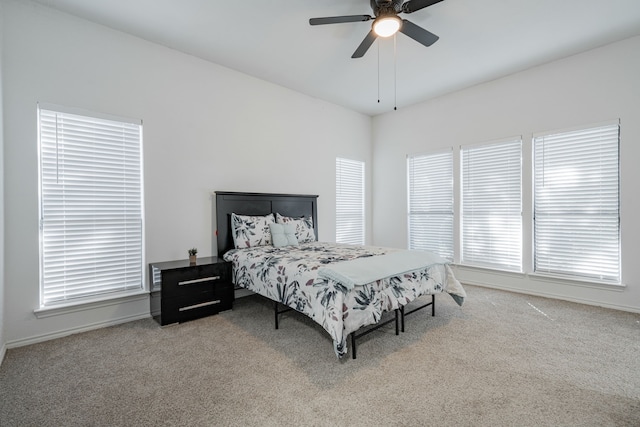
left=373, top=16, right=401, bottom=37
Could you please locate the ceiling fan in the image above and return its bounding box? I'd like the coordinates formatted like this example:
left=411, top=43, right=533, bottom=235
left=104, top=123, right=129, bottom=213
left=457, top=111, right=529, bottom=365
left=309, top=0, right=444, bottom=58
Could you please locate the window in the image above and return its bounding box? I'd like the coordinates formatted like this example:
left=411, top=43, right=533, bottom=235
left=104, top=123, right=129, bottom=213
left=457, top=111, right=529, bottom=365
left=407, top=151, right=454, bottom=260
left=461, top=139, right=522, bottom=271
left=336, top=157, right=364, bottom=245
left=533, top=122, right=620, bottom=283
left=38, top=105, right=144, bottom=306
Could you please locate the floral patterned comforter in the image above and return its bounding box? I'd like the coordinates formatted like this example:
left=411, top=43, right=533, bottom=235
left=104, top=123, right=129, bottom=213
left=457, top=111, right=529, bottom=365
left=223, top=242, right=466, bottom=358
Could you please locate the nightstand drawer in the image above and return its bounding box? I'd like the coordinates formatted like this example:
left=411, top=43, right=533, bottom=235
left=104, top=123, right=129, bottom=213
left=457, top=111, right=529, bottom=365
left=172, top=276, right=225, bottom=297
left=166, top=280, right=234, bottom=303
left=170, top=290, right=232, bottom=323
left=170, top=290, right=220, bottom=311
left=175, top=300, right=221, bottom=323
left=162, top=264, right=230, bottom=295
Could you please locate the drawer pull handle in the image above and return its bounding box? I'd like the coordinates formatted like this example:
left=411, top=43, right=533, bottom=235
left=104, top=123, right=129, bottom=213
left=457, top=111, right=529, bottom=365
left=178, top=276, right=221, bottom=286
left=179, top=300, right=221, bottom=312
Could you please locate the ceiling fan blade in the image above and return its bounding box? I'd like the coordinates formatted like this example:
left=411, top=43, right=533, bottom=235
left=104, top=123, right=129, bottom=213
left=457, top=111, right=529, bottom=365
left=402, top=0, right=444, bottom=14
left=309, top=15, right=372, bottom=25
left=399, top=19, right=439, bottom=47
left=352, top=30, right=378, bottom=58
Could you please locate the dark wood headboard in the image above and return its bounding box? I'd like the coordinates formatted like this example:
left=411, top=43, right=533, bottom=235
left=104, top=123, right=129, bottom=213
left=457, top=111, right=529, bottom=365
left=215, top=191, right=319, bottom=258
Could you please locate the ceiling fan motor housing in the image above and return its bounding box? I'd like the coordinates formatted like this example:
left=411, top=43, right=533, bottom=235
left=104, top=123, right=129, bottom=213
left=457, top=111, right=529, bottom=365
left=371, top=0, right=404, bottom=16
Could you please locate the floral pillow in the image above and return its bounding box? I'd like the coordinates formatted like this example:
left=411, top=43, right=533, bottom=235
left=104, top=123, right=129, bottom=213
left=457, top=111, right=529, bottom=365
left=231, top=213, right=275, bottom=249
left=275, top=213, right=316, bottom=243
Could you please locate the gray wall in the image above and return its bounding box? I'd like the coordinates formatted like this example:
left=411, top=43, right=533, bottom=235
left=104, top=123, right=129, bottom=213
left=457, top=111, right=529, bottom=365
left=1, top=1, right=372, bottom=347
left=372, top=35, right=640, bottom=312
left=0, top=0, right=6, bottom=361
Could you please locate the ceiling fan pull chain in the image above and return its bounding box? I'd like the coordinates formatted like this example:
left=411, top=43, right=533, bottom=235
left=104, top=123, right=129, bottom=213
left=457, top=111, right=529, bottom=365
left=377, top=41, right=380, bottom=103
left=394, top=33, right=397, bottom=111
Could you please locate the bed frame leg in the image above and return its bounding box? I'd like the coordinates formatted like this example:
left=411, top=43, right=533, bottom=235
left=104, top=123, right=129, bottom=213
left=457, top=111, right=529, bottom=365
left=274, top=301, right=279, bottom=329
left=351, top=333, right=357, bottom=359
left=395, top=309, right=399, bottom=335
left=401, top=294, right=436, bottom=332
left=432, top=294, right=435, bottom=316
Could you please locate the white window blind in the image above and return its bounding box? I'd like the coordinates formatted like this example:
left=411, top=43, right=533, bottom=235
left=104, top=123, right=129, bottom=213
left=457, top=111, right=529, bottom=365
left=461, top=139, right=522, bottom=271
left=38, top=107, right=144, bottom=306
left=533, top=123, right=620, bottom=283
left=336, top=157, right=364, bottom=245
left=407, top=151, right=454, bottom=260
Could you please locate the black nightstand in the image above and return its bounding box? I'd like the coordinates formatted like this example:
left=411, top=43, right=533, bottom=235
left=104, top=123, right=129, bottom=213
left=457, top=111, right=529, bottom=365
left=149, top=256, right=233, bottom=326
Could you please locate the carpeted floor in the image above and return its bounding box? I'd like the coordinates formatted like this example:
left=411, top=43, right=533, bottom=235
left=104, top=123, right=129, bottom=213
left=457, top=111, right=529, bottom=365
left=1, top=284, right=639, bottom=426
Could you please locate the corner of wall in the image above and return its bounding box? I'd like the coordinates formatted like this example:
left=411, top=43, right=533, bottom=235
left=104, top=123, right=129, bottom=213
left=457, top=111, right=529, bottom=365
left=0, top=0, right=7, bottom=367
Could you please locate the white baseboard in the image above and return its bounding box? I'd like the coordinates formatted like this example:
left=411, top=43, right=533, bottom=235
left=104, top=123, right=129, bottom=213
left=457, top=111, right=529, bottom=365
left=6, top=312, right=151, bottom=350
left=0, top=343, right=6, bottom=368
left=464, top=280, right=640, bottom=314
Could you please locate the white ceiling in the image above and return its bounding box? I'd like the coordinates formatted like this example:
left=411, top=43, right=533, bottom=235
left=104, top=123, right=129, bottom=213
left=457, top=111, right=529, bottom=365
left=32, top=0, right=640, bottom=116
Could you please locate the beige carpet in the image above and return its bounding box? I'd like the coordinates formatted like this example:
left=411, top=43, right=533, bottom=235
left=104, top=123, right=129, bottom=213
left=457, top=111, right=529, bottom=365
left=1, top=285, right=639, bottom=426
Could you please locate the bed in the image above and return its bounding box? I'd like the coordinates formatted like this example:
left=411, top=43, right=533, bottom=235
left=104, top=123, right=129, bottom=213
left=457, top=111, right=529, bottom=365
left=215, top=191, right=466, bottom=359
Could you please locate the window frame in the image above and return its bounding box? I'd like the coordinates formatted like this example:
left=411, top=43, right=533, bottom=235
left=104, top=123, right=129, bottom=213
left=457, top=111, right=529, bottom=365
left=532, top=120, right=621, bottom=284
left=407, top=149, right=454, bottom=261
left=37, top=103, right=145, bottom=308
left=460, top=137, right=523, bottom=272
left=335, top=157, right=365, bottom=245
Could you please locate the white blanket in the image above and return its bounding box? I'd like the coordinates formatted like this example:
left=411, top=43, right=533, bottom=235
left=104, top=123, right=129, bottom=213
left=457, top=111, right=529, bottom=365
left=318, top=249, right=447, bottom=290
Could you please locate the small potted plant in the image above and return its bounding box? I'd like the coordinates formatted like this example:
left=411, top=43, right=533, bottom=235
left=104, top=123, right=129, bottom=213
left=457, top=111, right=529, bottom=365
left=188, top=248, right=198, bottom=265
